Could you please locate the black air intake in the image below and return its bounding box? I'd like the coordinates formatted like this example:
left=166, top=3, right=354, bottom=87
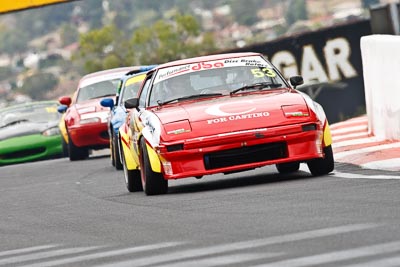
left=204, top=142, right=287, bottom=170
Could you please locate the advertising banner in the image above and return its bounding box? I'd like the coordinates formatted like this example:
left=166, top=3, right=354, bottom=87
left=224, top=20, right=372, bottom=123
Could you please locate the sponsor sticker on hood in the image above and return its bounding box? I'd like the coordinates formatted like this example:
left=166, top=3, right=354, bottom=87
left=204, top=100, right=270, bottom=125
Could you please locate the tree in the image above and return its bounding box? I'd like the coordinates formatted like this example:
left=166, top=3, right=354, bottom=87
left=73, top=0, right=104, bottom=29
left=73, top=24, right=133, bottom=73
left=39, top=54, right=64, bottom=69
left=75, top=13, right=216, bottom=71
left=14, top=3, right=75, bottom=39
left=0, top=66, right=13, bottom=81
left=230, top=0, right=265, bottom=26
left=0, top=28, right=28, bottom=56
left=18, top=73, right=58, bottom=100
left=130, top=13, right=216, bottom=65
left=285, top=0, right=308, bottom=26
left=60, top=23, right=79, bottom=46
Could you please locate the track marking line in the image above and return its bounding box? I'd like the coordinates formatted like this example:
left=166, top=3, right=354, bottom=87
left=341, top=255, right=400, bottom=267
left=333, top=137, right=382, bottom=148
left=361, top=158, right=400, bottom=172
left=299, top=164, right=399, bottom=179
left=331, top=125, right=367, bottom=135
left=330, top=116, right=367, bottom=130
left=334, top=143, right=400, bottom=160
left=0, top=245, right=58, bottom=257
left=95, top=224, right=377, bottom=267
left=142, top=253, right=281, bottom=267
left=20, top=242, right=183, bottom=267
left=0, top=246, right=101, bottom=265
left=332, top=132, right=369, bottom=142
left=248, top=241, right=400, bottom=267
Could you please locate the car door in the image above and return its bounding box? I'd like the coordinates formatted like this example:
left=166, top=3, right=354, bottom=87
left=130, top=76, right=153, bottom=165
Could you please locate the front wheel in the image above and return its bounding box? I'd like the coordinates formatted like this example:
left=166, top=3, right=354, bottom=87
left=67, top=132, right=89, bottom=161
left=122, top=147, right=143, bottom=192
left=112, top=133, right=123, bottom=170
left=307, top=145, right=334, bottom=176
left=140, top=138, right=167, bottom=196
left=110, top=136, right=115, bottom=167
left=61, top=136, right=69, bottom=158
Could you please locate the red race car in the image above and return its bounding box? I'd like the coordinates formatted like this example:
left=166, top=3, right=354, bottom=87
left=58, top=67, right=135, bottom=161
left=120, top=52, right=334, bottom=195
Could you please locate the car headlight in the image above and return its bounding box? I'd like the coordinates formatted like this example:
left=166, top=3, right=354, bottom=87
left=164, top=120, right=192, bottom=135
left=281, top=105, right=309, bottom=118
left=79, top=111, right=109, bottom=124
left=80, top=117, right=100, bottom=125
left=77, top=106, right=96, bottom=114
left=42, top=126, right=61, bottom=136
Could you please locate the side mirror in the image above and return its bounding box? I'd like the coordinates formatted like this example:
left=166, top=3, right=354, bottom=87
left=100, top=98, right=115, bottom=109
left=57, top=105, right=68, bottom=114
left=124, top=98, right=139, bottom=109
left=289, top=76, right=304, bottom=89
left=58, top=96, right=72, bottom=106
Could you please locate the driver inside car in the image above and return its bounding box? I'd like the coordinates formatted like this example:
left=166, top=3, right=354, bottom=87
left=163, top=75, right=195, bottom=100
left=228, top=68, right=252, bottom=90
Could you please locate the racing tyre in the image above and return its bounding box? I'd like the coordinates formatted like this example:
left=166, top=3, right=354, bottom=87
left=140, top=138, right=167, bottom=195
left=307, top=145, right=334, bottom=176
left=276, top=161, right=300, bottom=174
left=67, top=133, right=89, bottom=161
left=110, top=136, right=115, bottom=167
left=112, top=134, right=123, bottom=170
left=122, top=149, right=143, bottom=192
left=61, top=137, right=69, bottom=158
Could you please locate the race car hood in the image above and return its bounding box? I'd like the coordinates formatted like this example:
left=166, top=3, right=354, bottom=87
left=74, top=97, right=115, bottom=113
left=154, top=90, right=315, bottom=139
left=0, top=121, right=59, bottom=141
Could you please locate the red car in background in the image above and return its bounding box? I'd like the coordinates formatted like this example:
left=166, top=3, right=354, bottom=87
left=58, top=67, right=134, bottom=161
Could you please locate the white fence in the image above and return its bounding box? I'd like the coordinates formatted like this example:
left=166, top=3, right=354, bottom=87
left=360, top=35, right=400, bottom=141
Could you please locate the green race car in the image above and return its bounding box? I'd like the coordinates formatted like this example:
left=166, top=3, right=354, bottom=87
left=0, top=101, right=65, bottom=166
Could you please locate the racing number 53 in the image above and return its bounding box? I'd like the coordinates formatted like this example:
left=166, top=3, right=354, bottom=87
left=251, top=68, right=276, bottom=78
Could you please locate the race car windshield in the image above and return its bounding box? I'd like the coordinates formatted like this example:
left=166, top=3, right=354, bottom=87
left=77, top=80, right=118, bottom=103
left=149, top=59, right=288, bottom=106
left=0, top=104, right=60, bottom=127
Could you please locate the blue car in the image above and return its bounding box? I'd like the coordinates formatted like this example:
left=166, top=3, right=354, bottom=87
left=101, top=65, right=156, bottom=169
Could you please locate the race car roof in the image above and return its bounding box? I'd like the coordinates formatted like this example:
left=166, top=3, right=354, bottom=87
left=78, top=65, right=156, bottom=88
left=156, top=52, right=262, bottom=69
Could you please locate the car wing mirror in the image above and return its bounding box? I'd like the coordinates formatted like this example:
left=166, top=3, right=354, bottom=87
left=289, top=76, right=304, bottom=89
left=58, top=96, right=72, bottom=106
left=124, top=98, right=139, bottom=109
left=57, top=105, right=68, bottom=114
left=100, top=98, right=115, bottom=109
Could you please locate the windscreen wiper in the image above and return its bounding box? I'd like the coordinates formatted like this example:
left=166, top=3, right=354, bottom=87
left=230, top=82, right=283, bottom=95
left=90, top=94, right=115, bottom=99
left=158, top=93, right=223, bottom=106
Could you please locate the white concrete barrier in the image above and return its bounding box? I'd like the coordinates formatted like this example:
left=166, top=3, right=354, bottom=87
left=360, top=35, right=400, bottom=141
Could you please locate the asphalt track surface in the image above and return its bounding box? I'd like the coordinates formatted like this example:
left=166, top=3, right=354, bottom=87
left=1, top=150, right=400, bottom=266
